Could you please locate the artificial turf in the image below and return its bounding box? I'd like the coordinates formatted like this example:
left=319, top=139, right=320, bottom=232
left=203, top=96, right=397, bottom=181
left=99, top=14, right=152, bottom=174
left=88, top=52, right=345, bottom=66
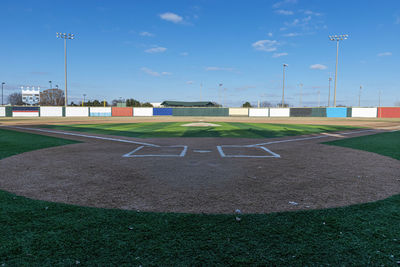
left=0, top=129, right=399, bottom=265
left=0, top=128, right=79, bottom=159
left=325, top=130, right=400, bottom=160
left=39, top=122, right=360, bottom=139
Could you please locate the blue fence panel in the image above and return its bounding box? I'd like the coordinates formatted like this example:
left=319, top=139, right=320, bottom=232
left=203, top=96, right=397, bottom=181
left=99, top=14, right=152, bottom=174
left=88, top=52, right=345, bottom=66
left=326, top=107, right=347, bottom=118
left=90, top=112, right=111, bottom=117
left=153, top=108, right=173, bottom=116
left=12, top=106, right=40, bottom=111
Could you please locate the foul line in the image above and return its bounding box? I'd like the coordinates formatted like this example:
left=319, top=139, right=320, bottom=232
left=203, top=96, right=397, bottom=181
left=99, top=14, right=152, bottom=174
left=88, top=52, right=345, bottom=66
left=248, top=129, right=377, bottom=147
left=123, top=145, right=188, bottom=158
left=2, top=125, right=160, bottom=147
left=217, top=145, right=281, bottom=158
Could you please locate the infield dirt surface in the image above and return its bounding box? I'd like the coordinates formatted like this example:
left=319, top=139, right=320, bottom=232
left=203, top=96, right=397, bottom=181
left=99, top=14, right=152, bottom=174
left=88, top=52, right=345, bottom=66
left=1, top=117, right=399, bottom=214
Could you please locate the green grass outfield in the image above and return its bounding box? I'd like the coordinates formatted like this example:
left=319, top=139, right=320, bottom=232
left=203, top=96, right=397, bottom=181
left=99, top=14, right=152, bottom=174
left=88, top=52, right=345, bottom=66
left=0, top=128, right=399, bottom=265
left=39, top=122, right=359, bottom=138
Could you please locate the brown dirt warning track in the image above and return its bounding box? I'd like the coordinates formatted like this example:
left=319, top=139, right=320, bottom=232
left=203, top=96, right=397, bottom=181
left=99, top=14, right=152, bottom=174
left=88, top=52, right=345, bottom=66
left=0, top=117, right=399, bottom=214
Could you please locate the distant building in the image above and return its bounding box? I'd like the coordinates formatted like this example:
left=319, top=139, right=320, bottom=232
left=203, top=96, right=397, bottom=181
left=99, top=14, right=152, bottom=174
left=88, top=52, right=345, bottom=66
left=150, top=102, right=162, bottom=107
left=21, top=87, right=40, bottom=105
left=161, top=101, right=216, bottom=107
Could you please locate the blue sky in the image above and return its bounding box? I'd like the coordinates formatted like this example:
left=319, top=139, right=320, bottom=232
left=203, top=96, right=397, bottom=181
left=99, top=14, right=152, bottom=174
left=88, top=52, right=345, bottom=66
left=1, top=0, right=399, bottom=107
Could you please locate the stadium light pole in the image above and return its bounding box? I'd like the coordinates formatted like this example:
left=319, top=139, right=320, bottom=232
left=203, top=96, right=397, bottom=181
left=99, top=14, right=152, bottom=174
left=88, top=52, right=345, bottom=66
left=282, top=64, right=288, bottom=107
left=218, top=83, right=223, bottom=107
left=83, top=94, right=86, bottom=107
left=329, top=34, right=348, bottom=107
left=1, top=82, right=5, bottom=105
left=49, top=80, right=52, bottom=89
left=328, top=76, right=332, bottom=107
left=298, top=83, right=303, bottom=107
left=56, top=32, right=75, bottom=107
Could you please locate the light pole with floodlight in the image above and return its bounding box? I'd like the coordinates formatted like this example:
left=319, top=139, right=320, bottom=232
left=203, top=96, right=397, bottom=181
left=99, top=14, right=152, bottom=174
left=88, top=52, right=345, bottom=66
left=329, top=34, right=348, bottom=107
left=1, top=82, right=5, bottom=105
left=56, top=32, right=75, bottom=107
left=282, top=64, right=288, bottom=107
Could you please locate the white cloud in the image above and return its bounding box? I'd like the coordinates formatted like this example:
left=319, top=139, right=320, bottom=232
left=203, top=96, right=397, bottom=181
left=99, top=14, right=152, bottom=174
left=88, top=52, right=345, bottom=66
left=377, top=52, right=392, bottom=57
left=310, top=64, right=327, bottom=70
left=272, top=0, right=297, bottom=9
left=303, top=10, right=322, bottom=16
left=140, top=31, right=154, bottom=37
left=159, top=12, right=183, bottom=23
left=186, top=81, right=194, bottom=84
left=283, top=32, right=300, bottom=37
left=144, top=46, right=167, bottom=53
left=205, top=66, right=234, bottom=72
left=275, top=9, right=294, bottom=15
left=141, top=67, right=172, bottom=77
left=180, top=52, right=189, bottom=56
left=252, top=40, right=279, bottom=52
left=268, top=32, right=273, bottom=37
left=272, top=52, right=288, bottom=58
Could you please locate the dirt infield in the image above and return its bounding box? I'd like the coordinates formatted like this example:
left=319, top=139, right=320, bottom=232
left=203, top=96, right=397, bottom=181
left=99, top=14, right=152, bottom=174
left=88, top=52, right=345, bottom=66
left=0, top=123, right=399, bottom=214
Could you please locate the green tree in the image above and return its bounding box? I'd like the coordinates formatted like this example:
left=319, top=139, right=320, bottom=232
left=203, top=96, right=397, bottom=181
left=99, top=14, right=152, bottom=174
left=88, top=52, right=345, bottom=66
left=242, top=102, right=252, bottom=108
left=141, top=102, right=153, bottom=107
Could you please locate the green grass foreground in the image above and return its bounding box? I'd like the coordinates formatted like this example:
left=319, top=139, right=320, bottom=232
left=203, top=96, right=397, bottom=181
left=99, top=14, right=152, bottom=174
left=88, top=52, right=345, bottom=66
left=0, top=129, right=399, bottom=265
left=0, top=128, right=79, bottom=159
left=40, top=122, right=359, bottom=138
left=325, top=130, right=400, bottom=160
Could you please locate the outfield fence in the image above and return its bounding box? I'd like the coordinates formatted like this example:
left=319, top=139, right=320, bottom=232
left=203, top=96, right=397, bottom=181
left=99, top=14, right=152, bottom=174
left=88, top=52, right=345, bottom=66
left=1, top=106, right=400, bottom=118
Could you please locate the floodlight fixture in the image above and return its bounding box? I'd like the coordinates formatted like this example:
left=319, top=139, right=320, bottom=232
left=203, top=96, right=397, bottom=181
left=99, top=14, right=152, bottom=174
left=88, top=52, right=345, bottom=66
left=329, top=34, right=348, bottom=107
left=56, top=32, right=75, bottom=106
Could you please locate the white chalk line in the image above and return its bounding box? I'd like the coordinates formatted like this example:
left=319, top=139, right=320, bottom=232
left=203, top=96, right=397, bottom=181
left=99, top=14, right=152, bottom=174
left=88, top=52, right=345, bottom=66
left=123, top=145, right=188, bottom=158
left=217, top=145, right=281, bottom=158
left=248, top=129, right=377, bottom=147
left=3, top=125, right=160, bottom=147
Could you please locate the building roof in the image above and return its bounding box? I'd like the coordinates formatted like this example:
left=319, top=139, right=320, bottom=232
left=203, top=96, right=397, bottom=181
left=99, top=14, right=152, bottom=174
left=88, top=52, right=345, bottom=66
left=161, top=101, right=215, bottom=107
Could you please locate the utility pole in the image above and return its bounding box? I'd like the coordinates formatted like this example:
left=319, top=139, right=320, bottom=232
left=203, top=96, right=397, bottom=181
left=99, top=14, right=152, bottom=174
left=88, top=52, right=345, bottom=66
left=200, top=82, right=203, bottom=101
left=83, top=94, right=86, bottom=107
left=282, top=64, right=288, bottom=107
left=328, top=76, right=332, bottom=107
left=329, top=34, right=348, bottom=107
left=56, top=32, right=75, bottom=107
left=1, top=82, right=5, bottom=105
left=358, top=85, right=362, bottom=107
left=299, top=83, right=303, bottom=107
left=379, top=90, right=381, bottom=108
left=218, top=83, right=222, bottom=107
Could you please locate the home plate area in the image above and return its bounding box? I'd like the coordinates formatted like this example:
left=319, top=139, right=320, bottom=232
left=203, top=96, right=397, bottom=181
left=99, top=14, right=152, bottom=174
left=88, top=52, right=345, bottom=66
left=123, top=145, right=280, bottom=158
left=123, top=145, right=188, bottom=157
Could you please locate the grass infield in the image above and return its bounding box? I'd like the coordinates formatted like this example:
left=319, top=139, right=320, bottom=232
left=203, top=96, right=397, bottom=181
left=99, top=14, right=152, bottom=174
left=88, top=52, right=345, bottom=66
left=0, top=128, right=399, bottom=265
left=39, top=122, right=359, bottom=138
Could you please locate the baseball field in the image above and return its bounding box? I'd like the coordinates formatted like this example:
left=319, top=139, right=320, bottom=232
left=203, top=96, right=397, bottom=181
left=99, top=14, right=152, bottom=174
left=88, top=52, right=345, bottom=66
left=0, top=116, right=399, bottom=265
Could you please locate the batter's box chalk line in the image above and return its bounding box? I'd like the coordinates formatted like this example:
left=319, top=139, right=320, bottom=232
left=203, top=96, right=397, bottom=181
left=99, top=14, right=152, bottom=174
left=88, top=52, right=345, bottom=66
left=217, top=145, right=281, bottom=158
left=123, top=145, right=188, bottom=158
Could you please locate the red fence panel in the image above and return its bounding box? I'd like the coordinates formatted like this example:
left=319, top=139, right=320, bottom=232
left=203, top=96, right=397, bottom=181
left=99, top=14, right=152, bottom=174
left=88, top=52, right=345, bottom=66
left=111, top=107, right=133, bottom=117
left=378, top=107, right=400, bottom=118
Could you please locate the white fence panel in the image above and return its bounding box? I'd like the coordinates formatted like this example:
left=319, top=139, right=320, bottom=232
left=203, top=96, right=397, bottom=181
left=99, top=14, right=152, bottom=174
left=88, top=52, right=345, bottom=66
left=13, top=112, right=39, bottom=117
left=269, top=108, right=290, bottom=117
left=90, top=107, right=111, bottom=116
left=66, top=107, right=89, bottom=117
left=249, top=108, right=269, bottom=117
left=0, top=107, right=5, bottom=117
left=133, top=108, right=153, bottom=116
left=351, top=108, right=377, bottom=118
left=229, top=108, right=249, bottom=116
left=40, top=107, right=63, bottom=117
